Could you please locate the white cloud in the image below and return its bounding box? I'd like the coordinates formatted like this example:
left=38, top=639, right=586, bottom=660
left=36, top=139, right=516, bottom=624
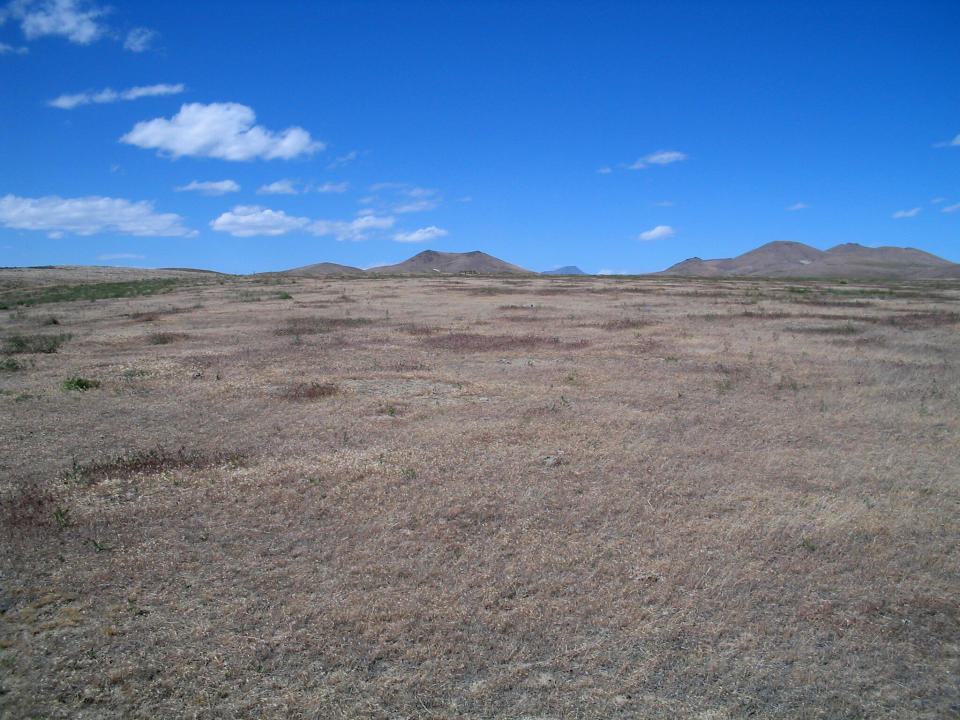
left=368, top=183, right=440, bottom=213
left=787, top=202, right=809, bottom=211
left=257, top=179, right=298, bottom=195
left=638, top=224, right=675, bottom=241
left=395, top=199, right=439, bottom=213
left=123, top=27, right=155, bottom=52
left=5, top=0, right=105, bottom=44
left=597, top=269, right=629, bottom=275
left=652, top=200, right=675, bottom=207
left=315, top=181, right=349, bottom=193
left=309, top=214, right=395, bottom=241
left=0, top=194, right=195, bottom=237
left=210, top=205, right=310, bottom=237
left=49, top=82, right=185, bottom=109
left=174, top=179, right=240, bottom=196
left=210, top=205, right=395, bottom=241
left=121, top=102, right=324, bottom=161
left=942, top=202, right=960, bottom=213
left=892, top=208, right=921, bottom=218
left=596, top=167, right=612, bottom=174
left=630, top=150, right=687, bottom=170
left=931, top=197, right=946, bottom=204
left=327, top=150, right=358, bottom=169
left=0, top=41, right=29, bottom=53
left=393, top=226, right=449, bottom=243
left=98, top=252, right=144, bottom=260
left=933, top=134, right=960, bottom=148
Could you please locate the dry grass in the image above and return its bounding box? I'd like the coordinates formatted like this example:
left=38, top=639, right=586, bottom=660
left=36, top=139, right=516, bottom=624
left=1, top=271, right=958, bottom=719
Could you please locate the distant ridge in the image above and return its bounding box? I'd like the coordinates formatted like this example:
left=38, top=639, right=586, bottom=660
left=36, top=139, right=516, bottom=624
left=282, top=261, right=364, bottom=276
left=367, top=250, right=534, bottom=275
left=543, top=266, right=586, bottom=275
left=659, top=241, right=960, bottom=279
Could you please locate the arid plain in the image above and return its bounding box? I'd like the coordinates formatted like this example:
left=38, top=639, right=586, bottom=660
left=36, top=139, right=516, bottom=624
left=1, top=268, right=958, bottom=719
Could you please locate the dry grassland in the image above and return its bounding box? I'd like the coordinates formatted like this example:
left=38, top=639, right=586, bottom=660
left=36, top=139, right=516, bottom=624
left=1, top=270, right=958, bottom=719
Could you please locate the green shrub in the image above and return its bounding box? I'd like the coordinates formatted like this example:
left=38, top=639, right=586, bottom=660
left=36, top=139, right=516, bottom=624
left=62, top=377, right=100, bottom=392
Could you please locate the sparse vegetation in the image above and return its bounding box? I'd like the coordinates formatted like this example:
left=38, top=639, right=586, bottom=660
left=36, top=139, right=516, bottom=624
left=146, top=331, right=187, bottom=345
left=61, top=377, right=100, bottom=392
left=2, top=270, right=958, bottom=719
left=274, top=316, right=375, bottom=335
left=4, top=332, right=70, bottom=354
left=278, top=382, right=337, bottom=400
left=422, top=332, right=588, bottom=351
left=0, top=357, right=24, bottom=371
left=0, top=278, right=187, bottom=307
left=64, top=445, right=243, bottom=483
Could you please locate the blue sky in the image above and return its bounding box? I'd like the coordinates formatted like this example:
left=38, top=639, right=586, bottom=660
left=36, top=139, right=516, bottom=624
left=1, top=0, right=958, bottom=274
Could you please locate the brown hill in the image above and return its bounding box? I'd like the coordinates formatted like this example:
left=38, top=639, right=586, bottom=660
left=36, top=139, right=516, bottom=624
left=367, top=250, right=534, bottom=275
left=282, top=262, right=364, bottom=276
left=659, top=241, right=960, bottom=279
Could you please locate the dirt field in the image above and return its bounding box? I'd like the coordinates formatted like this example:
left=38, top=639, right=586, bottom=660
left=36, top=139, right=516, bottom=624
left=1, top=270, right=958, bottom=719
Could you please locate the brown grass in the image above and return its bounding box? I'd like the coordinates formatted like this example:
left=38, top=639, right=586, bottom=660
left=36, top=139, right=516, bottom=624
left=1, top=271, right=958, bottom=719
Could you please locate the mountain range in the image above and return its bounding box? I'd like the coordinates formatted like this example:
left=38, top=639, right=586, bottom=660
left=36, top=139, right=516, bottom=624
left=659, top=241, right=960, bottom=279
left=279, top=243, right=960, bottom=279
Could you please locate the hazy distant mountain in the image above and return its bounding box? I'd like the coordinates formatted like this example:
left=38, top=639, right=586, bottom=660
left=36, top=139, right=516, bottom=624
left=659, top=241, right=960, bottom=279
left=367, top=250, right=534, bottom=275
left=543, top=266, right=586, bottom=275
left=282, top=262, right=364, bottom=276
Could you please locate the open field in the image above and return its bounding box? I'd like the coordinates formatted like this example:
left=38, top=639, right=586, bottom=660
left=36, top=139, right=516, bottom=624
left=1, top=270, right=958, bottom=719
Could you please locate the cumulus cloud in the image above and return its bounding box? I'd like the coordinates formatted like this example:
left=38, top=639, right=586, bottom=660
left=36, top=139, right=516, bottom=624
left=942, top=202, right=960, bottom=213
left=892, top=208, right=921, bottom=218
left=174, top=179, right=240, bottom=196
left=0, top=194, right=195, bottom=237
left=49, top=82, right=184, bottom=109
left=123, top=27, right=155, bottom=52
left=210, top=205, right=310, bottom=237
left=933, top=134, right=960, bottom=148
left=120, top=102, right=324, bottom=161
left=0, top=42, right=29, bottom=53
left=630, top=150, right=687, bottom=169
left=4, top=0, right=105, bottom=44
left=315, top=181, right=348, bottom=193
left=638, top=224, right=675, bottom=241
left=257, top=179, right=298, bottom=195
left=393, top=226, right=449, bottom=243
left=787, top=202, right=809, bottom=211
left=210, top=205, right=395, bottom=241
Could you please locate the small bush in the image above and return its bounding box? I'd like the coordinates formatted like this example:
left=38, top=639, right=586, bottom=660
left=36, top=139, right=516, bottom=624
left=397, top=323, right=438, bottom=336
left=62, top=377, right=100, bottom=392
left=147, top=332, right=187, bottom=345
left=0, top=357, right=23, bottom=372
left=5, top=333, right=71, bottom=354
